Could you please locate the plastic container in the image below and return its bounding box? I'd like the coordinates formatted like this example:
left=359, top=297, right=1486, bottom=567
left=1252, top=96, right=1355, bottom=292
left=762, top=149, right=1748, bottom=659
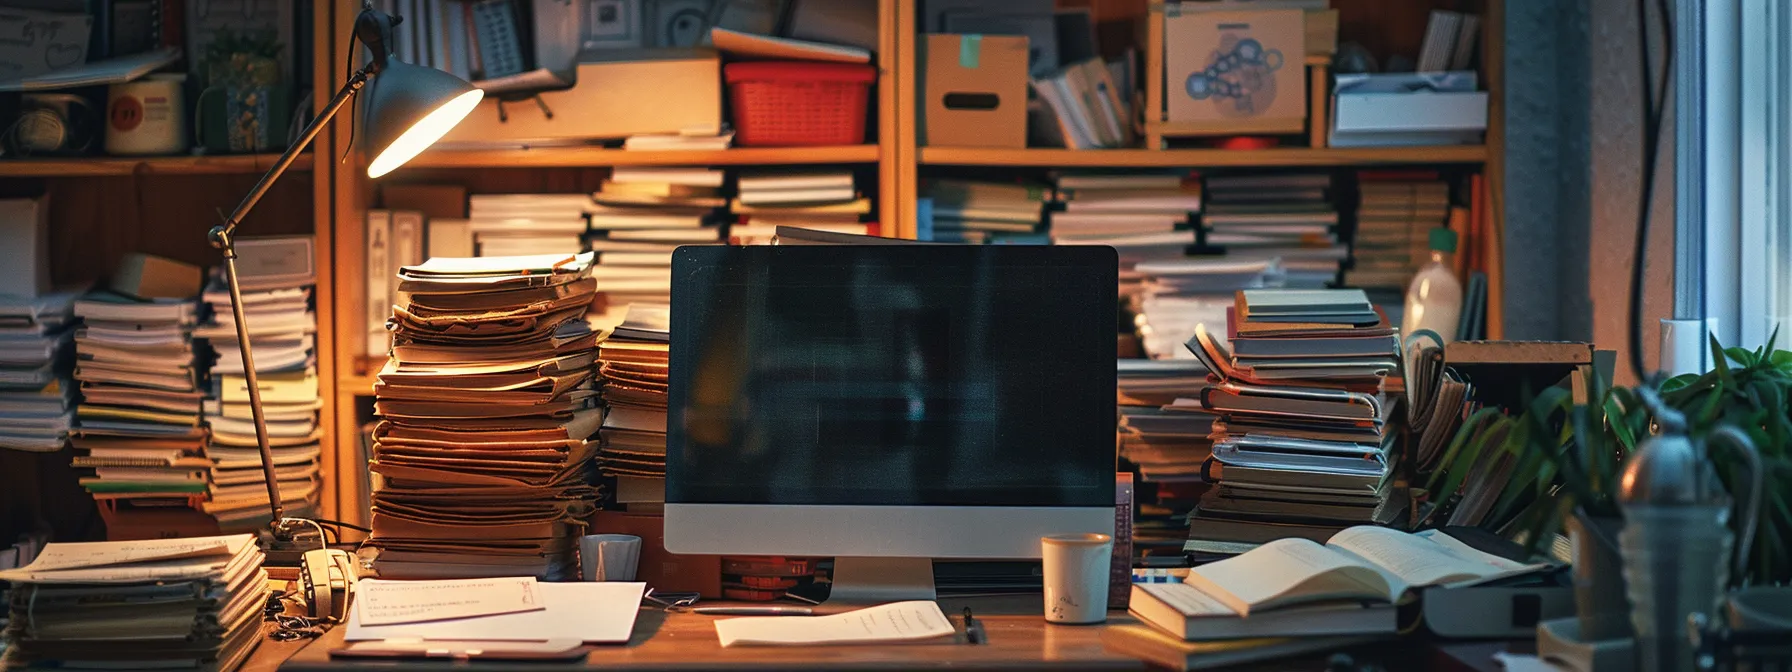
left=724, top=61, right=875, bottom=147
left=1400, top=228, right=1464, bottom=345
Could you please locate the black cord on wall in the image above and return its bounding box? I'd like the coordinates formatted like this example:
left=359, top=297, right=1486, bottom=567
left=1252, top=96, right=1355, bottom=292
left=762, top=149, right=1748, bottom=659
left=1628, top=0, right=1674, bottom=382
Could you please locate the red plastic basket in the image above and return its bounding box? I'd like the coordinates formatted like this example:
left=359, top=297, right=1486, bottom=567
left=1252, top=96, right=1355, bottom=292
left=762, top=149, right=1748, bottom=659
left=724, top=61, right=876, bottom=147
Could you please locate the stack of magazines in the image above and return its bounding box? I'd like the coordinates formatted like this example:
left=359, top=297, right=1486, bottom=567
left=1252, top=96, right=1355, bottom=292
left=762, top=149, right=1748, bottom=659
left=1181, top=289, right=1402, bottom=555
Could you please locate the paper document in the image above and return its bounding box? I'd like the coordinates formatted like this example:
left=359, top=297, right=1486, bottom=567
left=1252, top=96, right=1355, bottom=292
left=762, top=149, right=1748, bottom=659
left=345, top=582, right=645, bottom=643
left=714, top=600, right=956, bottom=647
left=21, top=535, right=232, bottom=571
left=356, top=577, right=544, bottom=626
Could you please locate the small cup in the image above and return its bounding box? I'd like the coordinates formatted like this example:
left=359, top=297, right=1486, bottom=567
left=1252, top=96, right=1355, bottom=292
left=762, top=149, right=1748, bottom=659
left=579, top=534, right=642, bottom=582
left=1041, top=533, right=1113, bottom=624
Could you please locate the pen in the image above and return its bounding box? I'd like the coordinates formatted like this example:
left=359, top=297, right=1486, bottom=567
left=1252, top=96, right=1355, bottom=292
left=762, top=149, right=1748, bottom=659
left=691, top=606, right=814, bottom=616
left=961, top=607, right=985, bottom=645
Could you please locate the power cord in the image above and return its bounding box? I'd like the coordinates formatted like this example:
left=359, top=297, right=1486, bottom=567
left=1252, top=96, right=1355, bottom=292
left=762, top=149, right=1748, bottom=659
left=1627, top=0, right=1674, bottom=381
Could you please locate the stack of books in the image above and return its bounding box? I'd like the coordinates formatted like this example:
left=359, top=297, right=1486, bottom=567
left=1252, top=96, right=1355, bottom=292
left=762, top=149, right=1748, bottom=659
left=729, top=170, right=872, bottom=243
left=1181, top=289, right=1401, bottom=555
left=69, top=293, right=208, bottom=508
left=922, top=178, right=1048, bottom=244
left=586, top=167, right=727, bottom=313
left=1202, top=174, right=1346, bottom=288
left=467, top=193, right=595, bottom=257
left=624, top=129, right=734, bottom=151
left=1116, top=359, right=1215, bottom=555
left=0, top=535, right=267, bottom=671
left=369, top=253, right=604, bottom=580
left=596, top=304, right=670, bottom=514
left=1131, top=257, right=1282, bottom=359
left=1049, top=172, right=1202, bottom=294
left=1031, top=59, right=1132, bottom=149
left=1345, top=173, right=1451, bottom=289
left=194, top=276, right=323, bottom=530
left=0, top=291, right=78, bottom=452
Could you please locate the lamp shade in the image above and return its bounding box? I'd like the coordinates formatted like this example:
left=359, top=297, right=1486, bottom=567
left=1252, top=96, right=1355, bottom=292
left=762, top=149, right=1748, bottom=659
left=362, top=59, right=483, bottom=178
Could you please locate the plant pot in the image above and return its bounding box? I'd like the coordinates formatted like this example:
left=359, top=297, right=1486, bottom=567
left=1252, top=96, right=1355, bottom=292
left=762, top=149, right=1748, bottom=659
left=1569, top=512, right=1632, bottom=641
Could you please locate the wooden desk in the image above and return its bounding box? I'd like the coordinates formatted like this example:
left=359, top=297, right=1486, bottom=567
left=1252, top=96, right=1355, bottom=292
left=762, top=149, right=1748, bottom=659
left=253, top=606, right=1146, bottom=671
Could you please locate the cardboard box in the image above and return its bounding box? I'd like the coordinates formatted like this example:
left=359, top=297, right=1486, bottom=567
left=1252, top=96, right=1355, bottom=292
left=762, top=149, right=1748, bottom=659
left=111, top=252, right=202, bottom=300
left=588, top=511, right=722, bottom=598
left=0, top=197, right=50, bottom=298
left=1163, top=9, right=1307, bottom=133
left=441, top=48, right=722, bottom=146
left=921, top=34, right=1030, bottom=148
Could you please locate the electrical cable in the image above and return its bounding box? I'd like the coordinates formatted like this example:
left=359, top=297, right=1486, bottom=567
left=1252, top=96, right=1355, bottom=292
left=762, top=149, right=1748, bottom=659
left=1628, top=0, right=1674, bottom=382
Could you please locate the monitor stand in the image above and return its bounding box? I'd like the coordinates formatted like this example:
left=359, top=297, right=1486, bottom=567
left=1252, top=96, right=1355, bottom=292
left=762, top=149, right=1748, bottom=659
left=826, top=557, right=937, bottom=605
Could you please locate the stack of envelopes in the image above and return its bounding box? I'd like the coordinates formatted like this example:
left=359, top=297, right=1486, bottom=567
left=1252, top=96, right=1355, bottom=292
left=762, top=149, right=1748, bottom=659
left=70, top=292, right=209, bottom=508
left=596, top=303, right=670, bottom=512
left=0, top=291, right=79, bottom=452
left=1181, top=289, right=1402, bottom=554
left=0, top=534, right=267, bottom=671
left=370, top=253, right=604, bottom=580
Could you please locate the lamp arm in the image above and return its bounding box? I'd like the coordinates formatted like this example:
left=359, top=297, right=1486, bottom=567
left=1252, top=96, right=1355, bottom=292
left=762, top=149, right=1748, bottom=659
left=207, top=65, right=372, bottom=526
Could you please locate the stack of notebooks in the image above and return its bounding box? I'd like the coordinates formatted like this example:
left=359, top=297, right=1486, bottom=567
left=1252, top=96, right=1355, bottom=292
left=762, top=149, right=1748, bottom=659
left=1180, top=289, right=1401, bottom=555
left=1051, top=173, right=1203, bottom=294
left=1131, top=257, right=1281, bottom=360
left=596, top=304, right=671, bottom=513
left=921, top=178, right=1048, bottom=244
left=1201, top=173, right=1346, bottom=288
left=70, top=293, right=209, bottom=508
left=467, top=193, right=595, bottom=258
left=586, top=167, right=727, bottom=313
left=0, top=291, right=78, bottom=452
left=1344, top=173, right=1451, bottom=289
left=0, top=535, right=267, bottom=671
left=194, top=276, right=323, bottom=529
left=369, top=253, right=604, bottom=580
left=1116, top=359, right=1216, bottom=555
left=729, top=170, right=872, bottom=243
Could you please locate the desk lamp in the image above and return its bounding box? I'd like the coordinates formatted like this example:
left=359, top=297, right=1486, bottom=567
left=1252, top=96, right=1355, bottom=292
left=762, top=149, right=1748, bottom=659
left=208, top=0, right=481, bottom=562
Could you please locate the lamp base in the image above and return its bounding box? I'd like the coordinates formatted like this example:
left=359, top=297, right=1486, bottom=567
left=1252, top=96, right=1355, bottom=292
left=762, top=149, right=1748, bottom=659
left=259, top=518, right=326, bottom=568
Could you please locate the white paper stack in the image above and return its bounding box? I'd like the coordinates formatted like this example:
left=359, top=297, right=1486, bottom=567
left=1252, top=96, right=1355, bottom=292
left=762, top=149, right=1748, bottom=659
left=586, top=168, right=726, bottom=317
left=0, top=535, right=267, bottom=671
left=0, top=291, right=79, bottom=452
left=70, top=292, right=208, bottom=508
left=1201, top=173, right=1346, bottom=289
left=729, top=169, right=871, bottom=244
left=468, top=193, right=595, bottom=258
left=1048, top=172, right=1201, bottom=293
left=195, top=277, right=323, bottom=530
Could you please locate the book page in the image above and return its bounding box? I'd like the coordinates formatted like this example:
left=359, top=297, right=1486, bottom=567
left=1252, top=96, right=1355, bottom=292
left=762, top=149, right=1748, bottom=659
left=1183, top=538, right=1394, bottom=615
left=714, top=601, right=955, bottom=647
left=1326, top=526, right=1543, bottom=591
left=1136, top=582, right=1239, bottom=617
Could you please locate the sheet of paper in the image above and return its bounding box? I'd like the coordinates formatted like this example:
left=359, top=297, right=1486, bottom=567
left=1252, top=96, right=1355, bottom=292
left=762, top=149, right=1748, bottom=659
left=714, top=600, right=955, bottom=647
left=355, top=577, right=544, bottom=626
left=345, top=582, right=645, bottom=643
left=17, top=535, right=240, bottom=572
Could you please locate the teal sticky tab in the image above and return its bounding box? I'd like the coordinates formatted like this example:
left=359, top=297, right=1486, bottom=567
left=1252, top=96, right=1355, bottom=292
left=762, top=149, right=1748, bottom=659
left=960, top=34, right=982, bottom=69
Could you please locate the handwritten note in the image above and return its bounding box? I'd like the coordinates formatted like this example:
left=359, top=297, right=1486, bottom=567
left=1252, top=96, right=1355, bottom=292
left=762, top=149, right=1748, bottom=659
left=714, top=601, right=955, bottom=647
left=356, top=577, right=545, bottom=626
left=0, top=8, right=91, bottom=80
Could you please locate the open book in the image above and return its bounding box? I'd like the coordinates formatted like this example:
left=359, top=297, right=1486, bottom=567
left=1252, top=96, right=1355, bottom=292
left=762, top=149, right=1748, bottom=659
left=1132, top=526, right=1546, bottom=640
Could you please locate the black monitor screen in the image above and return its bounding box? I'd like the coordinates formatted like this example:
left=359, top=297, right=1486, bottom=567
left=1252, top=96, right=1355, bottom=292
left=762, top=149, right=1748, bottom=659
left=666, top=245, right=1118, bottom=507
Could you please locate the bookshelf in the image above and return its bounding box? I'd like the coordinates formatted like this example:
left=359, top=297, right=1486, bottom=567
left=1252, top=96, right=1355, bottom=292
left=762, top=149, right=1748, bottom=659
left=309, top=0, right=1507, bottom=533
left=0, top=153, right=312, bottom=177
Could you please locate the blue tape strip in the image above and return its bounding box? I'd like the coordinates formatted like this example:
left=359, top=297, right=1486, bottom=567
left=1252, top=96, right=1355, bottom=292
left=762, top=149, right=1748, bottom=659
left=960, top=34, right=982, bottom=69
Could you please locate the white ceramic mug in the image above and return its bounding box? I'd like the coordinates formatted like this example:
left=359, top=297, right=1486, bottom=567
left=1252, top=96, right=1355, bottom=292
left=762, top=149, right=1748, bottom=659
left=1041, top=533, right=1113, bottom=624
left=105, top=73, right=186, bottom=156
left=580, top=534, right=642, bottom=582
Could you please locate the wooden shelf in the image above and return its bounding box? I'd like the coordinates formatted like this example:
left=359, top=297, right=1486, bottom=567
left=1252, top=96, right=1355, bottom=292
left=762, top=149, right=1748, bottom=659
left=0, top=153, right=311, bottom=177
left=402, top=145, right=881, bottom=169
left=919, top=145, right=1488, bottom=168
left=338, top=374, right=377, bottom=396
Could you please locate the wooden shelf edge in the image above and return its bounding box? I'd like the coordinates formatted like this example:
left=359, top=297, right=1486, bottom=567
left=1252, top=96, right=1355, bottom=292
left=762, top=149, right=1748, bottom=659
left=402, top=145, right=882, bottom=169
left=919, top=145, right=1488, bottom=168
left=338, top=374, right=377, bottom=396
left=0, top=153, right=312, bottom=177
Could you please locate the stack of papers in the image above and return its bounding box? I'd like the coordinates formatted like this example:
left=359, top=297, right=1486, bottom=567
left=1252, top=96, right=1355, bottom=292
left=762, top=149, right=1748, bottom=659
left=1051, top=173, right=1202, bottom=276
left=729, top=170, right=872, bottom=244
left=0, top=535, right=268, bottom=671
left=1344, top=175, right=1452, bottom=289
left=1181, top=289, right=1402, bottom=555
left=194, top=276, right=323, bottom=529
left=70, top=292, right=208, bottom=507
left=586, top=168, right=726, bottom=315
left=0, top=291, right=79, bottom=452
left=1117, top=359, right=1216, bottom=552
left=922, top=178, right=1048, bottom=244
left=598, top=304, right=669, bottom=513
left=369, top=253, right=604, bottom=580
left=1201, top=174, right=1347, bottom=289
left=343, top=578, right=645, bottom=644
left=468, top=194, right=595, bottom=258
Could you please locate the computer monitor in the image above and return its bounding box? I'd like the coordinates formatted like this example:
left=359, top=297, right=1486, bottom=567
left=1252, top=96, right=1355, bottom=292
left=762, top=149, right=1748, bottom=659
left=664, top=245, right=1118, bottom=602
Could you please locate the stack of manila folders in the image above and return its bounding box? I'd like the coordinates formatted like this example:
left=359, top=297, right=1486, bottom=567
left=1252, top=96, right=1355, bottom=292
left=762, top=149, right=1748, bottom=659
left=1107, top=526, right=1551, bottom=670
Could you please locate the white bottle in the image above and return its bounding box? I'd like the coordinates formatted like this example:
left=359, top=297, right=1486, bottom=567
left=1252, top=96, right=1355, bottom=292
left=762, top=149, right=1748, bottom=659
left=1401, top=228, right=1464, bottom=345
